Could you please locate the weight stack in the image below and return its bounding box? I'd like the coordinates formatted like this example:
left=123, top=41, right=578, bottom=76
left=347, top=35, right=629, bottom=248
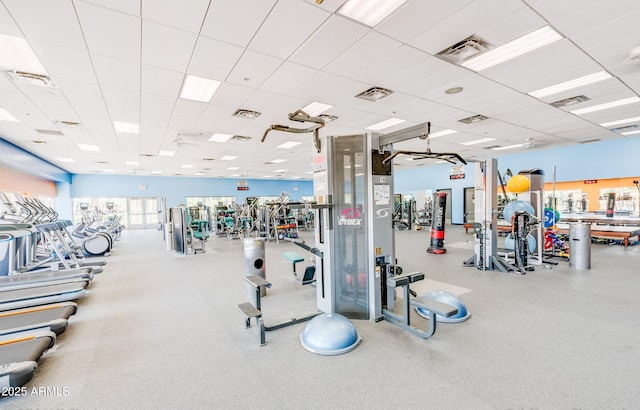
left=427, top=192, right=447, bottom=254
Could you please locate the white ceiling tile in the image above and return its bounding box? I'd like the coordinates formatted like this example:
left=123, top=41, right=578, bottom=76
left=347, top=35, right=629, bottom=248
left=75, top=0, right=141, bottom=62
left=289, top=15, right=369, bottom=69
left=248, top=0, right=329, bottom=60
left=172, top=99, right=208, bottom=119
left=201, top=0, right=277, bottom=47
left=141, top=93, right=176, bottom=115
left=209, top=83, right=255, bottom=109
left=142, top=20, right=197, bottom=72
left=102, top=86, right=140, bottom=122
left=3, top=0, right=86, bottom=50
left=355, top=45, right=430, bottom=86
left=474, top=7, right=547, bottom=45
left=545, top=0, right=639, bottom=37
left=376, top=0, right=473, bottom=43
left=0, top=2, right=23, bottom=37
left=79, top=0, right=141, bottom=16
left=242, top=90, right=308, bottom=117
left=141, top=65, right=184, bottom=97
left=30, top=42, right=96, bottom=84
left=141, top=0, right=209, bottom=33
left=187, top=36, right=245, bottom=80
left=226, top=49, right=283, bottom=88
left=55, top=79, right=104, bottom=106
left=91, top=54, right=140, bottom=91
left=261, top=62, right=318, bottom=96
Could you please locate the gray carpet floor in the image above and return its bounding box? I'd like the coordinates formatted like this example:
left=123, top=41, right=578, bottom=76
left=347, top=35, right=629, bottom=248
left=3, top=226, right=639, bottom=409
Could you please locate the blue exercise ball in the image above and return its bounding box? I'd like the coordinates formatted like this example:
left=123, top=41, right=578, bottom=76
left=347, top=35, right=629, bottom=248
left=503, top=200, right=535, bottom=221
left=300, top=313, right=361, bottom=355
left=504, top=233, right=537, bottom=253
left=415, top=290, right=471, bottom=323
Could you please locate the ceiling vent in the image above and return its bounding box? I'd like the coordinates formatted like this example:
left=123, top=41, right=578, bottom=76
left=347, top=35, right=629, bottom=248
left=610, top=125, right=638, bottom=133
left=55, top=120, right=83, bottom=128
left=36, top=129, right=63, bottom=136
left=233, top=109, right=261, bottom=119
left=31, top=140, right=47, bottom=144
left=5, top=71, right=56, bottom=88
left=458, top=114, right=489, bottom=124
left=231, top=135, right=252, bottom=142
left=319, top=114, right=338, bottom=122
left=141, top=153, right=155, bottom=157
left=580, top=139, right=601, bottom=144
left=436, top=35, right=492, bottom=65
left=202, top=157, right=215, bottom=161
left=355, top=86, right=394, bottom=102
left=550, top=95, right=590, bottom=108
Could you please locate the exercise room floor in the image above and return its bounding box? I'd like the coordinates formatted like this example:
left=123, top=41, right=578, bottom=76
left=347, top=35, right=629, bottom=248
left=3, top=226, right=639, bottom=409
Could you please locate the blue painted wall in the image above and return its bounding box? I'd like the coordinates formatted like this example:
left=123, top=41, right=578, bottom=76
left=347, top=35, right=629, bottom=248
left=0, top=138, right=71, bottom=183
left=394, top=136, right=640, bottom=224
left=66, top=174, right=313, bottom=207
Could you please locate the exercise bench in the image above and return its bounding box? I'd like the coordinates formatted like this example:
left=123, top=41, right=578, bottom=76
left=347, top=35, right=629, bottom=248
left=283, top=251, right=304, bottom=275
left=383, top=271, right=458, bottom=339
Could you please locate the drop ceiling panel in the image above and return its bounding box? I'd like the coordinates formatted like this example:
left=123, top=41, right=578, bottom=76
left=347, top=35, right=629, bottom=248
left=200, top=0, right=276, bottom=47
left=29, top=42, right=96, bottom=84
left=141, top=0, right=209, bottom=33
left=209, top=83, right=255, bottom=109
left=3, top=0, right=86, bottom=51
left=101, top=86, right=140, bottom=122
left=473, top=6, right=546, bottom=46
left=260, top=62, right=318, bottom=96
left=382, top=55, right=471, bottom=96
left=25, top=90, right=80, bottom=123
left=141, top=65, right=184, bottom=97
left=141, top=93, right=176, bottom=115
left=287, top=71, right=353, bottom=103
left=75, top=1, right=141, bottom=62
left=198, top=104, right=238, bottom=123
left=80, top=0, right=141, bottom=16
left=523, top=0, right=600, bottom=23
left=289, top=15, right=369, bottom=70
left=0, top=3, right=24, bottom=37
left=376, top=0, right=474, bottom=43
left=91, top=54, right=141, bottom=91
left=547, top=1, right=639, bottom=38
left=355, top=45, right=430, bottom=86
left=141, top=21, right=197, bottom=72
left=226, top=50, right=283, bottom=89
left=323, top=31, right=403, bottom=80
left=172, top=99, right=208, bottom=119
left=187, top=36, right=245, bottom=81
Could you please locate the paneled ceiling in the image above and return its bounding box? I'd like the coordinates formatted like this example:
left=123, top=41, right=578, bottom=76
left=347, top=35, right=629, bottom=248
left=0, top=0, right=639, bottom=180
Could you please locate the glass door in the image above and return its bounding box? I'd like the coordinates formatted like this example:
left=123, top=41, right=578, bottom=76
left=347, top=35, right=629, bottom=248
left=127, top=198, right=159, bottom=229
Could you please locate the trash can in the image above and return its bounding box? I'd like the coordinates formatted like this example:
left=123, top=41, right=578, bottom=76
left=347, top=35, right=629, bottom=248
left=244, top=238, right=266, bottom=299
left=569, top=222, right=591, bottom=270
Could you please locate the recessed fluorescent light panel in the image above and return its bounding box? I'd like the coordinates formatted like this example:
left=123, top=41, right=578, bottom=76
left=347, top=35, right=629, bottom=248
left=460, top=137, right=495, bottom=145
left=571, top=96, right=640, bottom=115
left=462, top=26, right=562, bottom=71
left=277, top=141, right=302, bottom=149
left=194, top=172, right=205, bottom=176
left=56, top=158, right=75, bottom=163
left=113, top=121, right=140, bottom=134
left=621, top=130, right=640, bottom=136
left=181, top=164, right=194, bottom=169
left=301, top=102, right=332, bottom=116
left=102, top=169, right=114, bottom=173
left=0, top=107, right=19, bottom=122
left=599, top=116, right=640, bottom=128
left=125, top=161, right=139, bottom=166
left=158, top=150, right=175, bottom=157
left=151, top=170, right=163, bottom=174
left=208, top=133, right=233, bottom=142
left=78, top=144, right=100, bottom=152
left=179, top=75, right=221, bottom=103
left=274, top=169, right=287, bottom=173
left=227, top=166, right=240, bottom=170
left=266, top=159, right=287, bottom=164
left=529, top=71, right=612, bottom=99
left=366, top=118, right=406, bottom=131
left=0, top=34, right=48, bottom=74
left=428, top=129, right=458, bottom=139
left=492, top=143, right=525, bottom=151
left=338, top=0, right=408, bottom=27
left=220, top=155, right=237, bottom=161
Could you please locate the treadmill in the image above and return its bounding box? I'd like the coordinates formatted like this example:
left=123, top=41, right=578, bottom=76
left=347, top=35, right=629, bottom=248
left=0, top=302, right=78, bottom=336
left=0, top=329, right=57, bottom=388
left=0, top=267, right=95, bottom=287
left=0, top=282, right=87, bottom=311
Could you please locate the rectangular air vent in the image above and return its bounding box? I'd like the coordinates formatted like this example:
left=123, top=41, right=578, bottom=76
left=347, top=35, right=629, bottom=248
left=55, top=120, right=83, bottom=128
left=355, top=86, right=394, bottom=102
left=580, top=139, right=601, bottom=144
left=36, top=129, right=63, bottom=136
left=458, top=114, right=489, bottom=124
left=231, top=135, right=252, bottom=142
left=5, top=71, right=56, bottom=88
left=550, top=95, right=590, bottom=108
left=233, top=109, right=261, bottom=119
left=610, top=125, right=638, bottom=133
left=436, top=35, right=492, bottom=65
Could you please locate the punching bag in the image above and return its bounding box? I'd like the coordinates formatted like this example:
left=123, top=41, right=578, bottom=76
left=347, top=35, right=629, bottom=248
left=606, top=192, right=616, bottom=218
left=427, top=192, right=447, bottom=254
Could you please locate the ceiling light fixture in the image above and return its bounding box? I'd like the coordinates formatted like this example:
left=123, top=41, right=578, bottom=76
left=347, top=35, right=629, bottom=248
left=277, top=141, right=302, bottom=149
left=78, top=144, right=100, bottom=152
left=227, top=166, right=240, bottom=170
left=56, top=158, right=75, bottom=163
left=365, top=118, right=406, bottom=131
left=0, top=107, right=19, bottom=122
left=125, top=161, right=139, bottom=166
left=179, top=74, right=221, bottom=103
left=600, top=116, right=640, bottom=128
left=0, top=34, right=48, bottom=75
left=113, top=121, right=140, bottom=134
left=220, top=155, right=237, bottom=160
left=460, top=137, right=495, bottom=145
left=462, top=26, right=562, bottom=71
left=492, top=143, right=526, bottom=151
left=266, top=159, right=287, bottom=164
left=181, top=164, right=194, bottom=169
left=571, top=96, right=640, bottom=115
left=621, top=130, right=640, bottom=136
left=301, top=102, right=333, bottom=116
left=338, top=0, right=408, bottom=27
left=102, top=169, right=114, bottom=173
left=158, top=150, right=175, bottom=157
left=194, top=172, right=205, bottom=176
left=529, top=71, right=612, bottom=99
left=151, top=170, right=163, bottom=174
left=428, top=129, right=458, bottom=139
left=208, top=133, right=233, bottom=142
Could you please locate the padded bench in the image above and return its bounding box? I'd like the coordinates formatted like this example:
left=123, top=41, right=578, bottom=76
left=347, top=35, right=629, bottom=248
left=283, top=251, right=304, bottom=275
